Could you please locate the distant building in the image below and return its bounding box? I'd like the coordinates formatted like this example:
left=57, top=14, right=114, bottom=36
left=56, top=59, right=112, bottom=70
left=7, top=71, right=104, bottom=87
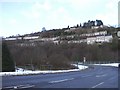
left=23, top=36, right=39, bottom=40
left=87, top=35, right=112, bottom=44
left=5, top=37, right=16, bottom=41
left=42, top=27, right=46, bottom=32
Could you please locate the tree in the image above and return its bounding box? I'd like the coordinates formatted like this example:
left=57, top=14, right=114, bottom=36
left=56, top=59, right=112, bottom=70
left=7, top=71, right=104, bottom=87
left=90, top=21, right=95, bottom=26
left=83, top=22, right=88, bottom=28
left=96, top=20, right=103, bottom=26
left=110, top=37, right=118, bottom=51
left=77, top=24, right=79, bottom=28
left=80, top=23, right=82, bottom=27
left=48, top=53, right=70, bottom=70
left=68, top=25, right=70, bottom=30
left=2, top=42, right=15, bottom=72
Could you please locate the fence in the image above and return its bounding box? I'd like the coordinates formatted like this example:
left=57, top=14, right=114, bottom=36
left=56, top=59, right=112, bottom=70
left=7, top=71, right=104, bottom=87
left=74, top=60, right=120, bottom=65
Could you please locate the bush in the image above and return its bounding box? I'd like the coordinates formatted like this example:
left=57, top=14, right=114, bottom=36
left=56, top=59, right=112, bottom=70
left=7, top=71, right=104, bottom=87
left=2, top=42, right=15, bottom=72
left=48, top=53, right=72, bottom=70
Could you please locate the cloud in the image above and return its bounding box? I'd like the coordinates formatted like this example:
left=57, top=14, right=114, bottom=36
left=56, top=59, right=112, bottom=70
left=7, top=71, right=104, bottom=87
left=57, top=7, right=66, bottom=13
left=106, top=0, right=118, bottom=10
left=55, top=0, right=93, bottom=5
left=21, top=10, right=40, bottom=19
left=44, top=6, right=79, bottom=29
left=39, top=0, right=118, bottom=27
left=9, top=19, right=17, bottom=25
left=2, top=0, right=119, bottom=37
left=21, top=0, right=52, bottom=19
left=95, top=12, right=117, bottom=25
left=32, top=0, right=51, bottom=11
left=95, top=0, right=118, bottom=26
left=68, top=0, right=99, bottom=8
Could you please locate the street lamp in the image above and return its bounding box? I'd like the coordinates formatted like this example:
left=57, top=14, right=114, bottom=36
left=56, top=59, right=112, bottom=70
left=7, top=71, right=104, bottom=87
left=83, top=57, right=86, bottom=64
left=83, top=57, right=86, bottom=69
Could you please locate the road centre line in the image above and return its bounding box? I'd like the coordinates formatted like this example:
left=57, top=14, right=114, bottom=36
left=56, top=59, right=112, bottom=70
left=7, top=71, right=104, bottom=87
left=96, top=74, right=107, bottom=77
left=19, top=85, right=35, bottom=89
left=82, top=75, right=92, bottom=77
left=92, top=82, right=104, bottom=88
left=107, top=76, right=117, bottom=81
left=49, top=78, right=74, bottom=84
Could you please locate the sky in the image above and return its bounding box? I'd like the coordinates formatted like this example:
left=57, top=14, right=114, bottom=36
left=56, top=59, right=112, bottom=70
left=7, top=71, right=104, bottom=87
left=0, top=0, right=119, bottom=37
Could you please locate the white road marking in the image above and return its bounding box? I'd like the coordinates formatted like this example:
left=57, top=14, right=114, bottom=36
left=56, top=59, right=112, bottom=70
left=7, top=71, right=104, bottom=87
left=108, top=76, right=116, bottom=81
left=3, top=86, right=14, bottom=89
left=3, top=84, right=35, bottom=89
left=17, top=84, right=30, bottom=87
left=19, top=85, right=35, bottom=89
left=96, top=74, right=107, bottom=77
left=49, top=78, right=74, bottom=84
left=82, top=75, right=92, bottom=77
left=4, top=84, right=29, bottom=89
left=99, top=72, right=103, bottom=74
left=92, top=82, right=104, bottom=88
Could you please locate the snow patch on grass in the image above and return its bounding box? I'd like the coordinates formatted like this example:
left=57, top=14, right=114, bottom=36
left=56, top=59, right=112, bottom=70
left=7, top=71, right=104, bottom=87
left=94, top=63, right=119, bottom=67
left=72, top=64, right=88, bottom=69
left=0, top=65, right=88, bottom=76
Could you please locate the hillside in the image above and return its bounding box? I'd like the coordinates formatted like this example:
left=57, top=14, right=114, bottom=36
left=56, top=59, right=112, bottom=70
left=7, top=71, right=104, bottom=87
left=2, top=22, right=120, bottom=70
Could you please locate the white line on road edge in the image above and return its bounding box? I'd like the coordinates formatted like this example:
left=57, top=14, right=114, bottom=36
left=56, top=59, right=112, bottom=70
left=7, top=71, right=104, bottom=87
left=3, top=84, right=29, bottom=89
left=92, top=82, right=104, bottom=88
left=3, top=86, right=14, bottom=89
left=3, top=84, right=35, bottom=89
left=49, top=78, right=74, bottom=84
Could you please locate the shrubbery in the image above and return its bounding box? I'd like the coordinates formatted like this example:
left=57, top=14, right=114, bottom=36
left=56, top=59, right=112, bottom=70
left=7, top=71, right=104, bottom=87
left=7, top=38, right=119, bottom=70
left=2, top=42, right=15, bottom=72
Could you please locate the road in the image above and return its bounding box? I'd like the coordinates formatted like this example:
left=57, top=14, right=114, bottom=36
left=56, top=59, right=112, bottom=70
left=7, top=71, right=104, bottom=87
left=2, top=65, right=119, bottom=89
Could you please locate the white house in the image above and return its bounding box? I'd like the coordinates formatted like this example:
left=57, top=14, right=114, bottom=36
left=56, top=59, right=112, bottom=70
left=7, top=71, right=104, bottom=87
left=87, top=37, right=96, bottom=44
left=5, top=37, right=16, bottom=41
left=70, top=27, right=76, bottom=30
left=68, top=39, right=87, bottom=44
left=104, top=35, right=113, bottom=42
left=53, top=40, right=59, bottom=44
left=87, top=35, right=113, bottom=44
left=99, top=31, right=107, bottom=35
left=41, top=37, right=58, bottom=41
left=23, top=36, right=39, bottom=40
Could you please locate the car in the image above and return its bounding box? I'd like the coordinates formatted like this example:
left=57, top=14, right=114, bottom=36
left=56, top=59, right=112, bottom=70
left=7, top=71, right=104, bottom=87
left=119, top=64, right=120, bottom=68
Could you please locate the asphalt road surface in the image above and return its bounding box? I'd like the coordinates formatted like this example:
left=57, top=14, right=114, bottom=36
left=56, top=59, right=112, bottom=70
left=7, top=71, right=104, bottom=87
left=2, top=65, right=119, bottom=89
